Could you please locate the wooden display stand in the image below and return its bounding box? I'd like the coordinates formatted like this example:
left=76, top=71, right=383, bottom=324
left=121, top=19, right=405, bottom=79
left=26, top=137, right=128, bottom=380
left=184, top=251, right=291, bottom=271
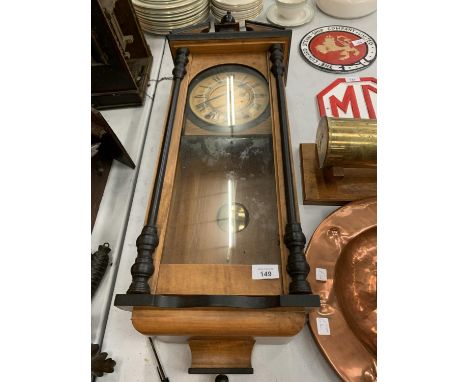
left=300, top=117, right=377, bottom=205
left=300, top=143, right=376, bottom=205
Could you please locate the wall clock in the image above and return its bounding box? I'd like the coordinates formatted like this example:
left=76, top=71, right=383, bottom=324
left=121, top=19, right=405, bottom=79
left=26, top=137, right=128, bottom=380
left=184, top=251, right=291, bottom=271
left=115, top=18, right=320, bottom=375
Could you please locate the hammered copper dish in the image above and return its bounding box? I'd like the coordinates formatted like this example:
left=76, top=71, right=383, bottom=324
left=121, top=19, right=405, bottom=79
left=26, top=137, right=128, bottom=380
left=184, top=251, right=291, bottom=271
left=306, top=197, right=377, bottom=381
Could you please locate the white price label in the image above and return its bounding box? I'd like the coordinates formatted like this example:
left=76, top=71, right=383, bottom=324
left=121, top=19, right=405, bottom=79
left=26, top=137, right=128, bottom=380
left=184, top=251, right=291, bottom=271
left=316, top=317, right=331, bottom=336
left=252, top=264, right=279, bottom=280
left=352, top=39, right=365, bottom=46
left=315, top=268, right=327, bottom=282
left=345, top=76, right=361, bottom=83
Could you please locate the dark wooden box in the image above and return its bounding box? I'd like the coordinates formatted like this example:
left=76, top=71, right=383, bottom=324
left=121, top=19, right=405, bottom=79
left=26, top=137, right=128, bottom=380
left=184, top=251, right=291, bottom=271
left=92, top=0, right=153, bottom=109
left=91, top=108, right=135, bottom=230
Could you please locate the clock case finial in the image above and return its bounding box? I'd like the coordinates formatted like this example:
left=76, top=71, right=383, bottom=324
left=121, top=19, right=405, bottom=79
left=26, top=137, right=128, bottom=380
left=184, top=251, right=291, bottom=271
left=215, top=10, right=240, bottom=33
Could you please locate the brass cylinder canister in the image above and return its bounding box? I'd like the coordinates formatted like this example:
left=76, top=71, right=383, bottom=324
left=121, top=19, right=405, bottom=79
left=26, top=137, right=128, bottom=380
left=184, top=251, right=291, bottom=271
left=316, top=117, right=377, bottom=169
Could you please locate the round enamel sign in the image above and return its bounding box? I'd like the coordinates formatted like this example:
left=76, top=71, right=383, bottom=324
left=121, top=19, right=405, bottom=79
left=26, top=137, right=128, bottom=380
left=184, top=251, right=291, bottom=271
left=300, top=25, right=377, bottom=73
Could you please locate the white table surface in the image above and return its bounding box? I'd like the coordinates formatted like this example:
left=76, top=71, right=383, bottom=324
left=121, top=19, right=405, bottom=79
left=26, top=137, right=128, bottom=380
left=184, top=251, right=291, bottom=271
left=95, top=1, right=376, bottom=380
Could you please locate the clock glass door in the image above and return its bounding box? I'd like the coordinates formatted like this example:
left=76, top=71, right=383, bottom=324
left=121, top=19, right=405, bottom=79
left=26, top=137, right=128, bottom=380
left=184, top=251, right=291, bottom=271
left=159, top=64, right=281, bottom=294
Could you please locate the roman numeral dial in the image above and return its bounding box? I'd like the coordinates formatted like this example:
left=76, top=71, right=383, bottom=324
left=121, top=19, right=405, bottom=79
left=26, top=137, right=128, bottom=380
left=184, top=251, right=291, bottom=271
left=188, top=65, right=270, bottom=130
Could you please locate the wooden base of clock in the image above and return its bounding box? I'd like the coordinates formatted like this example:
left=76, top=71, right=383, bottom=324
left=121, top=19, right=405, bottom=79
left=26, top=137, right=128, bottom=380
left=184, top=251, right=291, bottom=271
left=131, top=308, right=307, bottom=374
left=188, top=337, right=254, bottom=374
left=300, top=144, right=376, bottom=205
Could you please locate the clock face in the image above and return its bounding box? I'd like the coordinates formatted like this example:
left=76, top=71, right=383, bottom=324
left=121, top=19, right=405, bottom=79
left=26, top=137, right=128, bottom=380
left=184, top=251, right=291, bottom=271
left=187, top=64, right=270, bottom=131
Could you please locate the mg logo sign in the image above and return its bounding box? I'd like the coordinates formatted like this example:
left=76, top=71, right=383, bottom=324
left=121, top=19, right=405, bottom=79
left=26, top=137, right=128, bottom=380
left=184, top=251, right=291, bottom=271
left=317, top=77, right=377, bottom=119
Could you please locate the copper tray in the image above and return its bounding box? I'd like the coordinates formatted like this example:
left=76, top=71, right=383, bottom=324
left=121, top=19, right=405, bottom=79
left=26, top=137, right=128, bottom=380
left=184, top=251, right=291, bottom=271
left=306, top=197, right=377, bottom=381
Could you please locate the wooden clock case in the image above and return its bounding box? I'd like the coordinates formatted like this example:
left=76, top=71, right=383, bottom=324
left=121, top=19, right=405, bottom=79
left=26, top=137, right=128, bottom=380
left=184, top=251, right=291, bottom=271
left=115, top=21, right=319, bottom=374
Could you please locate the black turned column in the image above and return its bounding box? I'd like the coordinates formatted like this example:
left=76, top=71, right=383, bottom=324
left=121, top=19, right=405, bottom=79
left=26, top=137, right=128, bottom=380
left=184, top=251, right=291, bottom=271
left=269, top=44, right=311, bottom=294
left=127, top=47, right=190, bottom=294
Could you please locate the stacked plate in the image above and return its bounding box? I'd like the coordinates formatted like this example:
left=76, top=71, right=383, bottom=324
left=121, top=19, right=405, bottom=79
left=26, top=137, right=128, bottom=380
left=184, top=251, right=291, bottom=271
left=132, top=0, right=210, bottom=35
left=211, top=0, right=263, bottom=22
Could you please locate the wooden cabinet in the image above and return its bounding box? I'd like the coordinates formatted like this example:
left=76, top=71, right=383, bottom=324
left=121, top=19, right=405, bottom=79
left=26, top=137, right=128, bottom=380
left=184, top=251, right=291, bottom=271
left=91, top=0, right=152, bottom=109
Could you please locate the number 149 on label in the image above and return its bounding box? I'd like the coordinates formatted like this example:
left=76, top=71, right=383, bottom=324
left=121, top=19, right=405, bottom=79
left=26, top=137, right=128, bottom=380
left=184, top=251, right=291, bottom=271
left=252, top=265, right=280, bottom=280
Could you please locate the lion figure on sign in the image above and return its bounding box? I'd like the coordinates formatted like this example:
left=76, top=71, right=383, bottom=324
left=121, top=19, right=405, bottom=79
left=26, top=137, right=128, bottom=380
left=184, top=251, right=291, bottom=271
left=315, top=35, right=360, bottom=61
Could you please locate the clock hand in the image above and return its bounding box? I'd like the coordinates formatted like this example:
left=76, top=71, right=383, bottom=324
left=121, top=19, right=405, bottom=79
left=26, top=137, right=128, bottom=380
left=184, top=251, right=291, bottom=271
left=195, top=93, right=227, bottom=107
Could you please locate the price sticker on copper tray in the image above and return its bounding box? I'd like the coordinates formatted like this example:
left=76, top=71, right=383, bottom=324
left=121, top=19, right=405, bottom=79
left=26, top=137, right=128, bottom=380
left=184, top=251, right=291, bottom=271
left=315, top=268, right=327, bottom=282
left=252, top=264, right=280, bottom=280
left=316, top=317, right=331, bottom=335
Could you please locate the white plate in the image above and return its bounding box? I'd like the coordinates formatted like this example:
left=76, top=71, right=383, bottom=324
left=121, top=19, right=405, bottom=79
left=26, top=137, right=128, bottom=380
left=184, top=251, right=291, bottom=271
left=212, top=6, right=262, bottom=20
left=212, top=0, right=262, bottom=7
left=266, top=3, right=314, bottom=27
left=139, top=6, right=208, bottom=23
left=212, top=0, right=261, bottom=12
left=132, top=0, right=205, bottom=10
left=212, top=4, right=262, bottom=14
left=139, top=9, right=209, bottom=34
left=135, top=2, right=207, bottom=19
left=211, top=1, right=262, bottom=18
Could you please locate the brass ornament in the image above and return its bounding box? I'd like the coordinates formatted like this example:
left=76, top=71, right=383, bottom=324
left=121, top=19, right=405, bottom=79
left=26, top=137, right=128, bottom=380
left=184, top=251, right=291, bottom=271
left=300, top=116, right=377, bottom=204
left=316, top=117, right=377, bottom=169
